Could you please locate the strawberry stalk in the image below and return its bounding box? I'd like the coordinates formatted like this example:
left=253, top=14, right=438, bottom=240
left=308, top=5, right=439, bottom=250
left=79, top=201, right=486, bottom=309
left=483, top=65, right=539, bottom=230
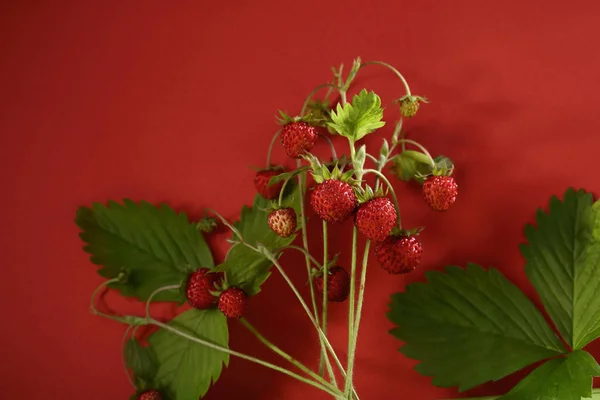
left=121, top=325, right=137, bottom=389
left=319, top=220, right=330, bottom=378
left=396, top=138, right=436, bottom=167
left=364, top=169, right=403, bottom=231
left=359, top=60, right=412, bottom=97
left=344, top=226, right=360, bottom=397
left=265, top=129, right=282, bottom=167
left=300, top=82, right=337, bottom=117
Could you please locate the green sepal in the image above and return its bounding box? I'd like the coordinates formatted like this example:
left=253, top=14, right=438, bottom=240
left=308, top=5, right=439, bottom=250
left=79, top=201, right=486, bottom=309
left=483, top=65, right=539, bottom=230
left=268, top=166, right=310, bottom=186
left=391, top=226, right=424, bottom=237
left=196, top=217, right=218, bottom=233
left=355, top=184, right=384, bottom=204
left=432, top=155, right=454, bottom=176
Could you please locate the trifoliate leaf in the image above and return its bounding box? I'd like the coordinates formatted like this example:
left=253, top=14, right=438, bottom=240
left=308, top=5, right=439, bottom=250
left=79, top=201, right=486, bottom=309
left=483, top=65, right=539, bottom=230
left=391, top=150, right=432, bottom=184
left=215, top=182, right=301, bottom=296
left=125, top=338, right=158, bottom=389
left=148, top=309, right=229, bottom=400
left=388, top=264, right=565, bottom=392
left=521, top=188, right=600, bottom=349
left=327, top=89, right=385, bottom=142
left=76, top=200, right=213, bottom=301
left=500, top=350, right=600, bottom=400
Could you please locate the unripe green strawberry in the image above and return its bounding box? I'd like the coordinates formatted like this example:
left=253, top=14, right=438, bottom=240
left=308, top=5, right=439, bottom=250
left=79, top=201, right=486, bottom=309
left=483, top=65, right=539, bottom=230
left=281, top=121, right=318, bottom=158
left=310, top=179, right=357, bottom=223
left=254, top=168, right=285, bottom=199
left=186, top=268, right=222, bottom=310
left=315, top=266, right=350, bottom=302
left=354, top=197, right=397, bottom=242
left=423, top=175, right=458, bottom=211
left=268, top=207, right=297, bottom=237
left=138, top=390, right=163, bottom=400
left=218, top=287, right=248, bottom=318
left=375, top=235, right=423, bottom=274
left=400, top=97, right=420, bottom=118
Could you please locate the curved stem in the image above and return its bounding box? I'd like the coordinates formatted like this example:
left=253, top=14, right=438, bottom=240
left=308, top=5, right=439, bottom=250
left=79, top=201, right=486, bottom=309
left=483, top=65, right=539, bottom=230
left=318, top=133, right=338, bottom=160
left=149, top=318, right=341, bottom=398
left=359, top=61, right=411, bottom=97
left=397, top=139, right=436, bottom=167
left=345, top=240, right=371, bottom=398
left=277, top=175, right=293, bottom=207
left=344, top=227, right=359, bottom=396
left=301, top=83, right=339, bottom=117
left=266, top=130, right=282, bottom=167
left=319, top=220, right=330, bottom=378
left=145, top=284, right=181, bottom=318
left=263, top=252, right=345, bottom=377
left=205, top=208, right=244, bottom=241
left=240, top=318, right=338, bottom=390
left=363, top=169, right=402, bottom=231
left=90, top=277, right=137, bottom=325
left=275, top=245, right=323, bottom=270
left=121, top=325, right=136, bottom=389
left=365, top=153, right=378, bottom=165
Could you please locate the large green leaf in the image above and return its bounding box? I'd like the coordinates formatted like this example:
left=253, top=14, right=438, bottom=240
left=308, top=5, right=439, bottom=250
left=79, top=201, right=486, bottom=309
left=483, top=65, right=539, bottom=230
left=216, top=182, right=301, bottom=296
left=148, top=309, right=229, bottom=400
left=501, top=350, right=600, bottom=400
left=521, top=188, right=600, bottom=349
left=76, top=200, right=213, bottom=301
left=388, top=264, right=565, bottom=392
left=327, top=89, right=385, bottom=142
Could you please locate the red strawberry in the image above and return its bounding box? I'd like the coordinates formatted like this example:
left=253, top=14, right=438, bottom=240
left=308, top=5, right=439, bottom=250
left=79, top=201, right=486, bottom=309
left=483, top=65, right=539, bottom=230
left=268, top=207, right=297, bottom=237
left=423, top=175, right=458, bottom=211
left=375, top=235, right=423, bottom=274
left=218, top=287, right=248, bottom=318
left=354, top=197, right=397, bottom=242
left=138, top=390, right=163, bottom=400
left=186, top=268, right=222, bottom=310
left=310, top=179, right=357, bottom=223
left=254, top=169, right=285, bottom=200
left=281, top=121, right=318, bottom=158
left=315, top=266, right=350, bottom=302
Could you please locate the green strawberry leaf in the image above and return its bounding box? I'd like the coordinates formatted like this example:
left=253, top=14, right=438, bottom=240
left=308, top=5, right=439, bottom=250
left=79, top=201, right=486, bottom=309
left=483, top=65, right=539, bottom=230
left=388, top=264, right=565, bottom=392
left=76, top=200, right=213, bottom=302
left=215, top=181, right=301, bottom=296
left=500, top=350, right=600, bottom=400
left=148, top=309, right=229, bottom=400
left=521, top=188, right=600, bottom=349
left=327, top=89, right=385, bottom=142
left=125, top=338, right=158, bottom=389
left=391, top=150, right=432, bottom=184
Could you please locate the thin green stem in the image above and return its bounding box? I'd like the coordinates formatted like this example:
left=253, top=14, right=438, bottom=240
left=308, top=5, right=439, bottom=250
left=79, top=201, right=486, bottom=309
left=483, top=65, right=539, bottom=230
left=344, top=227, right=359, bottom=396
left=359, top=61, right=411, bottom=96
left=277, top=175, right=293, bottom=207
left=90, top=277, right=138, bottom=325
left=346, top=240, right=371, bottom=399
left=319, top=221, right=330, bottom=378
left=318, top=133, right=338, bottom=160
left=240, top=318, right=338, bottom=391
left=145, top=284, right=181, bottom=318
left=149, top=318, right=341, bottom=398
left=397, top=139, right=436, bottom=167
left=363, top=169, right=402, bottom=231
left=266, top=130, right=282, bottom=167
left=296, top=163, right=321, bottom=319
left=301, top=83, right=339, bottom=117
left=275, top=245, right=323, bottom=270
left=121, top=325, right=136, bottom=389
left=205, top=208, right=244, bottom=240
left=264, top=253, right=344, bottom=378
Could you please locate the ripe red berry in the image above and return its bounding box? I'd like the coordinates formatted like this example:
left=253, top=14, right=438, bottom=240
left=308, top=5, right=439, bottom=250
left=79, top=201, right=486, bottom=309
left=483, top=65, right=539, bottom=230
left=310, top=179, right=357, bottom=223
left=354, top=197, right=397, bottom=242
left=218, top=287, right=248, bottom=318
left=375, top=235, right=423, bottom=274
left=280, top=121, right=318, bottom=158
left=315, top=266, right=350, bottom=302
left=138, top=390, right=163, bottom=400
left=186, top=268, right=222, bottom=310
left=268, top=207, right=297, bottom=237
left=254, top=169, right=285, bottom=200
left=423, top=175, right=458, bottom=211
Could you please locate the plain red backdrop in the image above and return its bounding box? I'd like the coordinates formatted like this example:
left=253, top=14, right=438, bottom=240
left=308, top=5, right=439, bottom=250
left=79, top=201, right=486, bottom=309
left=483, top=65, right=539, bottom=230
left=2, top=1, right=600, bottom=399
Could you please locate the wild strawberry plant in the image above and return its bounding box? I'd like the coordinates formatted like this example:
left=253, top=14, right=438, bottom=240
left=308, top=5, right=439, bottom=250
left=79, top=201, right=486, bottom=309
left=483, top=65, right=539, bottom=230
left=76, top=57, right=458, bottom=400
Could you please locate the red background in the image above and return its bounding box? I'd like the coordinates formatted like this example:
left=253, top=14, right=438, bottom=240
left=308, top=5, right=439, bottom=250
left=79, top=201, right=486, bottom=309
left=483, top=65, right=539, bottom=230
left=2, top=1, right=600, bottom=399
